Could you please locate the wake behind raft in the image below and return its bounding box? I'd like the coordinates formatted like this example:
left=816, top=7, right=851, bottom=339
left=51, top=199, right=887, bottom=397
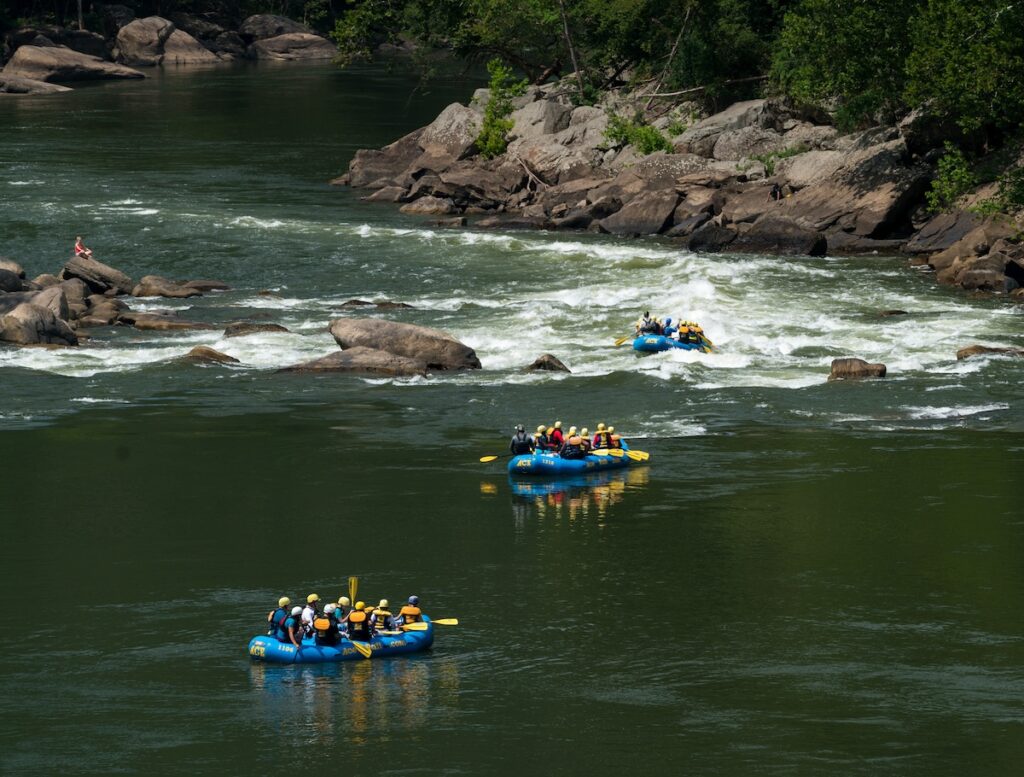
left=248, top=617, right=434, bottom=664
left=632, top=335, right=709, bottom=354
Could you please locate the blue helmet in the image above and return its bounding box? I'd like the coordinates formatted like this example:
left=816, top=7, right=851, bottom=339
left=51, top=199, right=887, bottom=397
left=408, top=595, right=419, bottom=605
left=665, top=318, right=672, bottom=326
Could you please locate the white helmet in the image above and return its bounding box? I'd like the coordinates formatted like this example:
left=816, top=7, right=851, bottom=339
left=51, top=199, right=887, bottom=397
left=290, top=606, right=302, bottom=616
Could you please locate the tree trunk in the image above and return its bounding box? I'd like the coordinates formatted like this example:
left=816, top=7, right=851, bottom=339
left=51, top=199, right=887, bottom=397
left=77, top=0, right=84, bottom=30
left=556, top=0, right=585, bottom=99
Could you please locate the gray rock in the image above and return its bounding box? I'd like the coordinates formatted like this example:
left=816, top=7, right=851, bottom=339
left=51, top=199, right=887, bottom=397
left=510, top=100, right=572, bottom=140
left=675, top=99, right=767, bottom=157
left=712, top=127, right=786, bottom=161
left=828, top=358, right=886, bottom=380
left=239, top=14, right=312, bottom=41
left=116, top=17, right=218, bottom=66
left=774, top=150, right=845, bottom=188
left=131, top=275, right=202, bottom=298
left=118, top=311, right=212, bottom=330
left=956, top=344, right=1024, bottom=360
left=279, top=346, right=428, bottom=377
left=599, top=190, right=679, bottom=235
left=2, top=45, right=143, bottom=82
left=904, top=211, right=984, bottom=254
left=526, top=353, right=570, bottom=373
left=32, top=273, right=60, bottom=288
left=664, top=212, right=711, bottom=238
left=0, top=302, right=77, bottom=346
left=58, top=278, right=90, bottom=306
left=0, top=259, right=25, bottom=278
left=329, top=318, right=481, bottom=370
left=687, top=222, right=738, bottom=252
left=0, top=268, right=25, bottom=292
left=169, top=13, right=226, bottom=41
left=400, top=196, right=456, bottom=215
left=181, top=279, right=230, bottom=292
left=418, top=103, right=482, bottom=160
left=0, top=74, right=73, bottom=94
left=507, top=113, right=609, bottom=184
left=224, top=322, right=290, bottom=337
left=363, top=186, right=408, bottom=203
left=248, top=33, right=335, bottom=61
left=61, top=255, right=133, bottom=295
left=347, top=128, right=425, bottom=188
left=31, top=286, right=70, bottom=320
left=183, top=346, right=240, bottom=364
left=731, top=215, right=827, bottom=256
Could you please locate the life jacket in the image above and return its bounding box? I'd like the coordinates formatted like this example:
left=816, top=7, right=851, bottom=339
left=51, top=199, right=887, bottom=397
left=373, top=609, right=393, bottom=631
left=399, top=605, right=422, bottom=624
left=510, top=432, right=533, bottom=454
left=561, top=436, right=584, bottom=459
left=593, top=432, right=611, bottom=449
left=610, top=434, right=622, bottom=449
left=535, top=433, right=549, bottom=450
left=284, top=616, right=303, bottom=643
left=550, top=428, right=564, bottom=446
left=348, top=610, right=369, bottom=638
left=268, top=607, right=288, bottom=637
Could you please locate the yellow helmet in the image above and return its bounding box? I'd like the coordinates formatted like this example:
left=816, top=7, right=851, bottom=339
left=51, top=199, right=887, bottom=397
left=338, top=596, right=350, bottom=606
left=278, top=597, right=290, bottom=608
left=546, top=427, right=554, bottom=434
left=608, top=426, right=615, bottom=433
left=581, top=428, right=589, bottom=436
left=355, top=601, right=365, bottom=611
left=597, top=423, right=605, bottom=431
left=554, top=421, right=562, bottom=428
left=568, top=426, right=577, bottom=434
left=307, top=593, right=319, bottom=603
left=378, top=599, right=389, bottom=608
left=536, top=425, right=546, bottom=433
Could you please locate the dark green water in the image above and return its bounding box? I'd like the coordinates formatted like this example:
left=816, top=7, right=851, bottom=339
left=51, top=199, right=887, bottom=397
left=1, top=63, right=1023, bottom=775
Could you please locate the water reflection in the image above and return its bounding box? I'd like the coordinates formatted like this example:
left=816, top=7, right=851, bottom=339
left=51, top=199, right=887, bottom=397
left=248, top=655, right=458, bottom=742
left=505, top=467, right=650, bottom=525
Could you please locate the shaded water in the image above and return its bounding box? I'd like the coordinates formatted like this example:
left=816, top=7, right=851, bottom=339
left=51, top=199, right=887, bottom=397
left=1, top=62, right=1023, bottom=775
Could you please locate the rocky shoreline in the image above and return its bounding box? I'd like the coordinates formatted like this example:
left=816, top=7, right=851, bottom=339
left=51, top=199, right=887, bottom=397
left=338, top=84, right=1024, bottom=302
left=0, top=11, right=334, bottom=94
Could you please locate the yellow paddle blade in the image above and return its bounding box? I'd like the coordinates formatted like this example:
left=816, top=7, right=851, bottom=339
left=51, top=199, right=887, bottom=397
left=608, top=448, right=625, bottom=457
left=348, top=576, right=358, bottom=605
left=402, top=622, right=429, bottom=631
left=626, top=449, right=650, bottom=461
left=614, top=334, right=632, bottom=347
left=479, top=455, right=499, bottom=463
left=351, top=640, right=372, bottom=658
left=591, top=448, right=610, bottom=456
left=432, top=618, right=459, bottom=626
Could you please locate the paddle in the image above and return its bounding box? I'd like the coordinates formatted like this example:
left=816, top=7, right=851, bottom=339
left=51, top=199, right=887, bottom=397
left=403, top=618, right=458, bottom=631
left=614, top=334, right=634, bottom=347
left=350, top=640, right=372, bottom=658
left=432, top=618, right=459, bottom=626
left=591, top=448, right=625, bottom=458
left=625, top=449, right=650, bottom=462
left=479, top=453, right=510, bottom=463
left=348, top=576, right=358, bottom=605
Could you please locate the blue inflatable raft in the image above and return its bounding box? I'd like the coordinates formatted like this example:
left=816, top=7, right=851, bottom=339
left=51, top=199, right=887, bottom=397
left=247, top=617, right=434, bottom=664
left=633, top=335, right=708, bottom=353
left=508, top=451, right=630, bottom=476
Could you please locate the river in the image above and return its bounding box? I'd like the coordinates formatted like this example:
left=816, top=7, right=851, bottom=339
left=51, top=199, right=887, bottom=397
left=1, top=61, right=1023, bottom=775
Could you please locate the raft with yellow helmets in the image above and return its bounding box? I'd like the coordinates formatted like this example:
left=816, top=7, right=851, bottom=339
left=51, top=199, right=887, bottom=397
left=633, top=321, right=713, bottom=354
left=247, top=614, right=434, bottom=664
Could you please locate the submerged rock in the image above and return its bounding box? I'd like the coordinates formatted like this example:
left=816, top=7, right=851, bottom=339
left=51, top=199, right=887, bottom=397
left=279, top=347, right=427, bottom=377
left=526, top=354, right=570, bottom=373
left=2, top=45, right=144, bottom=82
left=248, top=33, right=335, bottom=60
left=0, top=74, right=73, bottom=94
left=119, top=311, right=212, bottom=331
left=828, top=358, right=887, bottom=380
left=956, top=345, right=1024, bottom=361
left=183, top=346, right=239, bottom=364
left=223, top=322, right=290, bottom=337
left=329, top=318, right=481, bottom=370
left=132, top=275, right=202, bottom=298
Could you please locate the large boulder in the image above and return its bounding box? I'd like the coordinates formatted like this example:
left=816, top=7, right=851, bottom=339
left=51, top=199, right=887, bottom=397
left=399, top=196, right=456, bottom=215
left=116, top=17, right=218, bottom=66
left=956, top=344, right=1024, bottom=360
left=674, top=99, right=767, bottom=157
left=507, top=112, right=609, bottom=184
left=0, top=259, right=25, bottom=278
left=183, top=345, right=239, bottom=364
left=31, top=286, right=70, bottom=321
left=224, top=322, right=290, bottom=337
left=0, top=302, right=77, bottom=346
left=61, top=255, right=133, bottom=295
left=712, top=127, right=787, bottom=162
left=509, top=99, right=573, bottom=140
left=687, top=222, right=737, bottom=252
left=828, top=358, right=886, bottom=380
left=279, top=346, right=428, bottom=377
left=131, top=275, right=202, bottom=298
left=2, top=45, right=143, bottom=82
left=730, top=215, right=827, bottom=256
left=774, top=150, right=845, bottom=189
left=0, top=74, right=73, bottom=94
left=904, top=210, right=984, bottom=254
left=526, top=353, right=570, bottom=373
left=599, top=190, right=679, bottom=235
left=0, top=268, right=25, bottom=292
left=347, top=128, right=425, bottom=188
left=329, top=318, right=481, bottom=370
left=248, top=33, right=336, bottom=61
left=418, top=103, right=482, bottom=159
left=239, top=14, right=312, bottom=41
left=118, top=311, right=212, bottom=330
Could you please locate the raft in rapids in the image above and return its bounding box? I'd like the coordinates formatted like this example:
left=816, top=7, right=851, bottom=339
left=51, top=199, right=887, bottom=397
left=247, top=617, right=434, bottom=664
left=632, top=335, right=709, bottom=353
left=509, top=450, right=631, bottom=476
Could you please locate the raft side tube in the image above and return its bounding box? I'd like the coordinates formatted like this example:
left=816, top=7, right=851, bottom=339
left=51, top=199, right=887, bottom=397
left=248, top=616, right=434, bottom=664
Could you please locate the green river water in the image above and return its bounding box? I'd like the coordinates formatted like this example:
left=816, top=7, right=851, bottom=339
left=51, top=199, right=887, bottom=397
left=1, top=62, right=1023, bottom=775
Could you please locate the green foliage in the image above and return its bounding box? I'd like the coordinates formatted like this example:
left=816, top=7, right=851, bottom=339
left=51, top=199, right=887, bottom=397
left=751, top=144, right=808, bottom=176
left=926, top=143, right=977, bottom=213
left=604, top=113, right=673, bottom=155
left=971, top=168, right=1024, bottom=217
left=905, top=0, right=1024, bottom=133
left=475, top=59, right=528, bottom=159
left=771, top=0, right=917, bottom=129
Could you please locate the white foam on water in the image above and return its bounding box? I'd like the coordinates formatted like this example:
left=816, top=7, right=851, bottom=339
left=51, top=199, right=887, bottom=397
left=228, top=216, right=287, bottom=229
left=70, top=397, right=130, bottom=404
left=903, top=403, right=1009, bottom=420
left=9, top=180, right=45, bottom=186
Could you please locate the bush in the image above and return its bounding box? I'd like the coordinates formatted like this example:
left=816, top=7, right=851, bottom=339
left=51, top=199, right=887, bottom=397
left=926, top=143, right=977, bottom=213
left=972, top=167, right=1024, bottom=217
left=475, top=59, right=527, bottom=159
left=604, top=113, right=674, bottom=155
left=751, top=144, right=808, bottom=176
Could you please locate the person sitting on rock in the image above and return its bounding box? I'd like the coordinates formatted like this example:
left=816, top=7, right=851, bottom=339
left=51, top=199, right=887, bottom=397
left=769, top=182, right=783, bottom=202
left=509, top=424, right=535, bottom=455
left=74, top=236, right=93, bottom=259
